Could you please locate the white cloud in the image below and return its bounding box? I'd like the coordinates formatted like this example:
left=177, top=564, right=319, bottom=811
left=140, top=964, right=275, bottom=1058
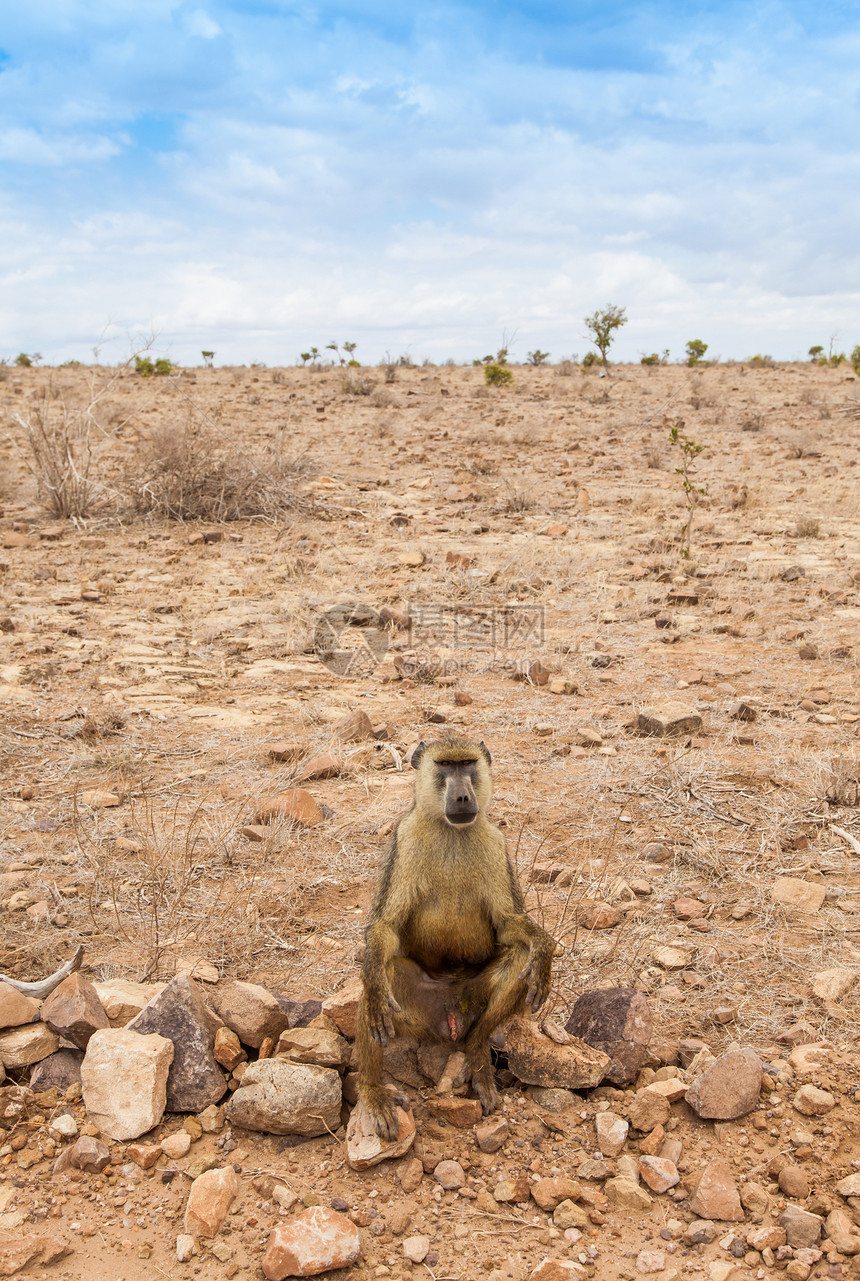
left=185, top=9, right=222, bottom=39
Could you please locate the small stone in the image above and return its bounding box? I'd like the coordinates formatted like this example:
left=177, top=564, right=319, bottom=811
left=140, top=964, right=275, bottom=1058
left=577, top=900, right=621, bottom=929
left=740, top=1182, right=771, bottom=1216
left=81, top=1028, right=173, bottom=1142
left=403, top=1235, right=430, bottom=1264
left=210, top=979, right=289, bottom=1050
left=793, top=1083, right=835, bottom=1115
left=772, top=878, right=826, bottom=913
left=812, top=968, right=856, bottom=1002
left=93, top=979, right=162, bottom=1025
left=296, top=753, right=342, bottom=782
left=747, top=1225, right=786, bottom=1251
left=197, top=1103, right=225, bottom=1133
left=689, top=1160, right=744, bottom=1221
left=434, top=1160, right=466, bottom=1190
left=565, top=988, right=653, bottom=1087
left=626, top=1089, right=671, bottom=1133
left=673, top=896, right=705, bottom=921
left=798, top=642, right=819, bottom=660
left=639, top=1156, right=680, bottom=1193
left=126, top=1143, right=162, bottom=1170
left=604, top=1177, right=652, bottom=1212
left=779, top=1204, right=823, bottom=1248
left=427, top=1096, right=482, bottom=1128
left=176, top=1234, right=195, bottom=1262
left=162, top=1131, right=192, bottom=1159
left=0, top=1023, right=59, bottom=1068
left=214, top=1027, right=246, bottom=1071
left=531, top=1177, right=582, bottom=1212
left=728, top=700, right=757, bottom=721
left=642, top=842, right=672, bottom=863
left=52, top=1134, right=110, bottom=1174
left=652, top=944, right=694, bottom=970
left=320, top=977, right=363, bottom=1039
left=574, top=727, right=603, bottom=748
left=267, top=742, right=304, bottom=764
left=527, top=1263, right=588, bottom=1281
left=505, top=1017, right=610, bottom=1089
left=261, top=1207, right=361, bottom=1280
left=554, top=1199, right=588, bottom=1230
left=636, top=703, right=703, bottom=736
left=0, top=1235, right=70, bottom=1274
left=255, top=789, right=324, bottom=827
left=494, top=1175, right=531, bottom=1203
left=685, top=1049, right=762, bottom=1120
left=475, top=1117, right=510, bottom=1152
left=528, top=1086, right=577, bottom=1112
left=595, top=1113, right=628, bottom=1157
left=80, top=789, right=121, bottom=809
left=0, top=982, right=40, bottom=1029
left=184, top=1166, right=240, bottom=1238
left=778, top=1165, right=810, bottom=1199
left=41, top=973, right=110, bottom=1050
left=345, top=1096, right=416, bottom=1169
left=225, top=1059, right=341, bottom=1136
left=398, top=1157, right=424, bottom=1193
left=825, top=1208, right=860, bottom=1255
left=636, top=1250, right=666, bottom=1274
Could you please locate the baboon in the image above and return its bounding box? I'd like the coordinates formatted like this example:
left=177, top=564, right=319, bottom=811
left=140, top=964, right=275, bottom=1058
left=357, top=737, right=556, bottom=1139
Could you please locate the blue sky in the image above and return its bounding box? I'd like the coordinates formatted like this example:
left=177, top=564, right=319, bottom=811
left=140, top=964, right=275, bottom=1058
left=1, top=1, right=859, bottom=365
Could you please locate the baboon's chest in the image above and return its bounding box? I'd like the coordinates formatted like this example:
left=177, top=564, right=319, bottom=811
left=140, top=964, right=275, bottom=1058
left=401, top=892, right=497, bottom=971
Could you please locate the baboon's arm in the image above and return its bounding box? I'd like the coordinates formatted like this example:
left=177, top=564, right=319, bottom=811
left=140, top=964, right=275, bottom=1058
left=362, top=920, right=403, bottom=1045
left=496, top=912, right=556, bottom=1013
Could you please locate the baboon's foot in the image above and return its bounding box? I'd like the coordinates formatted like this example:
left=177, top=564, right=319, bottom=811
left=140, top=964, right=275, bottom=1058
left=471, top=1064, right=500, bottom=1116
left=362, top=1085, right=410, bottom=1142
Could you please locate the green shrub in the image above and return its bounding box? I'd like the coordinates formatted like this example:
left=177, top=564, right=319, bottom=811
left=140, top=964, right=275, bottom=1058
left=685, top=339, right=708, bottom=366
left=581, top=351, right=599, bottom=368
left=641, top=353, right=660, bottom=366
left=485, top=363, right=514, bottom=387
left=135, top=356, right=175, bottom=377
left=851, top=345, right=860, bottom=374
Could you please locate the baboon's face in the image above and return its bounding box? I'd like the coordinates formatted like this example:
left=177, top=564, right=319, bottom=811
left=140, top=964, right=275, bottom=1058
left=434, top=757, right=481, bottom=826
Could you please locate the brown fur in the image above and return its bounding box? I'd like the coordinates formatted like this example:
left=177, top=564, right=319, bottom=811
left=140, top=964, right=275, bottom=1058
left=357, top=738, right=556, bottom=1139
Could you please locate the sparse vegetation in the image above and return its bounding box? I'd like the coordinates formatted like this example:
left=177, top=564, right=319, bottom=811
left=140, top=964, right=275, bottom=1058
left=14, top=352, right=41, bottom=367
left=583, top=303, right=627, bottom=370
left=135, top=355, right=175, bottom=377
left=794, top=515, right=822, bottom=538
left=668, top=418, right=707, bottom=558
left=201, top=351, right=215, bottom=368
left=485, top=363, right=514, bottom=387
left=685, top=339, right=708, bottom=366
left=526, top=350, right=550, bottom=365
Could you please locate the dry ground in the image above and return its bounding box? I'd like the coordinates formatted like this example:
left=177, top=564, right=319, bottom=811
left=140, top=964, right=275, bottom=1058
left=0, top=359, right=858, bottom=1281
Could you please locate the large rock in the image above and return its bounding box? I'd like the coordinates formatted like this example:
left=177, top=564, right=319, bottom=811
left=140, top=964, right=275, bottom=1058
left=29, top=1050, right=83, bottom=1093
left=625, top=1089, right=670, bottom=1132
left=636, top=703, right=703, bottom=736
left=346, top=1097, right=416, bottom=1170
left=53, top=1135, right=110, bottom=1175
left=321, top=978, right=363, bottom=1039
left=184, top=1166, right=240, bottom=1238
left=276, top=1028, right=350, bottom=1069
left=255, top=789, right=323, bottom=828
left=505, top=1017, right=610, bottom=1089
left=209, top=980, right=289, bottom=1050
left=0, top=1024, right=59, bottom=1069
left=689, top=1160, right=744, bottom=1221
left=779, top=1204, right=823, bottom=1249
left=128, top=973, right=226, bottom=1111
left=261, top=1208, right=360, bottom=1280
left=812, top=968, right=856, bottom=1002
left=564, top=989, right=652, bottom=1086
left=685, top=1049, right=762, bottom=1119
left=0, top=1234, right=70, bottom=1274
left=0, top=982, right=40, bottom=1029
left=40, top=973, right=109, bottom=1050
left=792, top=1084, right=835, bottom=1115
left=225, top=1059, right=341, bottom=1136
left=81, top=1028, right=173, bottom=1141
left=93, top=979, right=163, bottom=1025
left=772, top=878, right=826, bottom=913
left=825, top=1208, right=860, bottom=1255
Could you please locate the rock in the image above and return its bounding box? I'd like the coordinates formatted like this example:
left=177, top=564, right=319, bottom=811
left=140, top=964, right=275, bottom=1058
left=184, top=1166, right=240, bottom=1238
left=604, top=1178, right=651, bottom=1212
left=728, top=700, right=757, bottom=721
left=213, top=1027, right=246, bottom=1071
left=162, top=1131, right=192, bottom=1159
left=176, top=1234, right=195, bottom=1262
left=577, top=900, right=621, bottom=930
left=689, top=1160, right=743, bottom=1221
left=685, top=1049, right=762, bottom=1119
left=0, top=1235, right=70, bottom=1274
left=80, top=789, right=120, bottom=809
left=788, top=1042, right=832, bottom=1073
left=126, top=1143, right=162, bottom=1170
left=402, top=1235, right=430, bottom=1263
left=626, top=1090, right=671, bottom=1132
left=673, top=896, right=705, bottom=920
left=554, top=1200, right=588, bottom=1230
left=93, top=979, right=162, bottom=1025
left=747, top=1225, right=786, bottom=1250
left=825, top=1208, right=860, bottom=1254
left=48, top=1114, right=77, bottom=1138
left=28, top=1050, right=82, bottom=1093
left=772, top=878, right=826, bottom=913
left=635, top=1251, right=666, bottom=1274
left=320, top=978, right=363, bottom=1039
left=595, top=1113, right=628, bottom=1157
left=276, top=1028, right=350, bottom=1069
left=792, top=1084, right=835, bottom=1115
left=528, top=1087, right=577, bottom=1113
left=574, top=727, right=603, bottom=748
left=225, top=1059, right=341, bottom=1136
left=40, top=973, right=109, bottom=1050
left=276, top=995, right=324, bottom=1030
left=267, top=742, right=304, bottom=764
left=345, top=1097, right=415, bottom=1169
left=528, top=1264, right=588, bottom=1281
left=427, top=1096, right=482, bottom=1128
left=531, top=1177, right=582, bottom=1211
left=433, top=1160, right=466, bottom=1190
left=505, top=1017, right=610, bottom=1089
left=81, top=1029, right=173, bottom=1141
left=639, top=1156, right=680, bottom=1193
left=564, top=988, right=652, bottom=1087
left=475, top=1118, right=510, bottom=1152
left=642, top=842, right=672, bottom=863
left=261, top=1208, right=360, bottom=1280
left=739, top=1182, right=770, bottom=1216
left=812, top=968, right=856, bottom=1001
left=684, top=1220, right=718, bottom=1245
left=52, top=1135, right=110, bottom=1174
left=398, top=1157, right=424, bottom=1194
left=652, top=944, right=694, bottom=970
left=779, top=1204, right=823, bottom=1248
left=210, top=979, right=289, bottom=1050
left=295, top=753, right=342, bottom=782
left=0, top=983, right=40, bottom=1030
left=636, top=703, right=703, bottom=736
left=494, top=1175, right=531, bottom=1203
left=0, top=1024, right=59, bottom=1069
left=128, top=974, right=226, bottom=1112
left=835, top=1173, right=860, bottom=1198
left=255, top=789, right=324, bottom=827
left=646, top=1077, right=688, bottom=1103
left=778, top=1166, right=809, bottom=1199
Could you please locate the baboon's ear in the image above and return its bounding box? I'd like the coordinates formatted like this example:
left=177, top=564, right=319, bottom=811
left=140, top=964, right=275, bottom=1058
left=479, top=741, right=492, bottom=766
left=411, top=741, right=427, bottom=770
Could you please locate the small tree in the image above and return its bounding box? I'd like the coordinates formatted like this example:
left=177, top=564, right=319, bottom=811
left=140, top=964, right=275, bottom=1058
left=326, top=341, right=344, bottom=366
left=299, top=352, right=311, bottom=366
left=668, top=419, right=707, bottom=558
left=343, top=341, right=360, bottom=367
left=685, top=339, right=708, bottom=366
left=527, top=350, right=550, bottom=365
left=485, top=364, right=514, bottom=387
left=15, top=352, right=40, bottom=368
left=201, top=351, right=215, bottom=368
left=584, top=304, right=627, bottom=371
left=808, top=345, right=824, bottom=362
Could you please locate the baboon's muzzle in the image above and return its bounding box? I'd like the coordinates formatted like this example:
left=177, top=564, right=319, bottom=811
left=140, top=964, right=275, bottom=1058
left=444, top=778, right=479, bottom=825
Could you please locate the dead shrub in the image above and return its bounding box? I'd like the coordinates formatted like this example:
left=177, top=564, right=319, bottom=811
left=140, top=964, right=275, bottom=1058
left=794, top=515, right=822, bottom=538
left=125, top=425, right=311, bottom=522
left=740, top=412, right=764, bottom=432
left=342, top=372, right=375, bottom=396
left=13, top=389, right=103, bottom=518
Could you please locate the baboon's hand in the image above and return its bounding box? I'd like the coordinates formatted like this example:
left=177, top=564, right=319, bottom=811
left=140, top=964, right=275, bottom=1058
left=518, top=942, right=553, bottom=1013
left=365, top=983, right=402, bottom=1047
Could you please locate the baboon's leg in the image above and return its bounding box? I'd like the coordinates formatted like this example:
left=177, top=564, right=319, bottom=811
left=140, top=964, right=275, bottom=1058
left=356, top=992, right=412, bottom=1140
left=462, top=949, right=529, bottom=1115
